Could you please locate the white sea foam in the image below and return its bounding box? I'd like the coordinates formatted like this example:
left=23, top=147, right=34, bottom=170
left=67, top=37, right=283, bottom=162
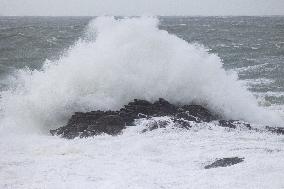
left=242, top=78, right=274, bottom=87
left=233, top=63, right=270, bottom=73
left=0, top=16, right=283, bottom=133
left=1, top=123, right=284, bottom=189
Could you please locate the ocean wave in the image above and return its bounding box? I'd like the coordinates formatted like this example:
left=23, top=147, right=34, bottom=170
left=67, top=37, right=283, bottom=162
left=233, top=63, right=270, bottom=73
left=241, top=78, right=274, bottom=87
left=254, top=91, right=284, bottom=106
left=0, top=16, right=282, bottom=133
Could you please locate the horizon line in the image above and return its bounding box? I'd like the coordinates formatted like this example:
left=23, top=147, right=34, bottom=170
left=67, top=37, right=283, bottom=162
left=1, top=14, right=284, bottom=17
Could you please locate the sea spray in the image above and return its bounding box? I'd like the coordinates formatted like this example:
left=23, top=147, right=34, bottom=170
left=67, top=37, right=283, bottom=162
left=0, top=16, right=282, bottom=133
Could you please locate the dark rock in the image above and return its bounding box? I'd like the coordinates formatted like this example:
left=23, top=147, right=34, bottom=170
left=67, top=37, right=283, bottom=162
left=50, top=98, right=284, bottom=139
left=180, top=105, right=217, bottom=122
left=219, top=120, right=238, bottom=129
left=172, top=118, right=192, bottom=129
left=141, top=121, right=159, bottom=133
left=93, top=115, right=125, bottom=135
left=50, top=113, right=125, bottom=139
left=204, top=157, right=244, bottom=169
left=50, top=125, right=80, bottom=139
left=51, top=98, right=264, bottom=139
left=266, top=126, right=284, bottom=135
left=119, top=98, right=217, bottom=125
left=175, top=112, right=199, bottom=122
left=219, top=120, right=252, bottom=130
left=153, top=98, right=177, bottom=116
left=141, top=119, right=171, bottom=133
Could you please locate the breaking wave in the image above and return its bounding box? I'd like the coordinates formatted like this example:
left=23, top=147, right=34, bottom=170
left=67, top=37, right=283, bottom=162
left=0, top=16, right=283, bottom=133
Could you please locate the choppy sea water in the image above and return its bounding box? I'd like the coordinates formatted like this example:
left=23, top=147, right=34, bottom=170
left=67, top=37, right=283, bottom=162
left=0, top=16, right=283, bottom=188
left=0, top=16, right=283, bottom=107
left=160, top=17, right=284, bottom=107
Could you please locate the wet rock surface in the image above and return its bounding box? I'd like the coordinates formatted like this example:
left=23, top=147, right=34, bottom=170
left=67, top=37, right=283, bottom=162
left=218, top=120, right=252, bottom=129
left=50, top=98, right=218, bottom=139
left=265, top=126, right=284, bottom=135
left=204, top=157, right=245, bottom=169
left=50, top=98, right=284, bottom=139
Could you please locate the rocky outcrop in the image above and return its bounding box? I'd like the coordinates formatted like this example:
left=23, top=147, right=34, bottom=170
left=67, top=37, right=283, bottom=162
left=265, top=126, right=284, bottom=135
left=50, top=98, right=284, bottom=139
left=50, top=98, right=218, bottom=139
left=218, top=120, right=252, bottom=129
left=204, top=157, right=244, bottom=169
left=50, top=112, right=124, bottom=139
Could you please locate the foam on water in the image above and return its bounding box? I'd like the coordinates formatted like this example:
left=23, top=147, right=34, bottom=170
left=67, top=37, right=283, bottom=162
left=0, top=16, right=283, bottom=133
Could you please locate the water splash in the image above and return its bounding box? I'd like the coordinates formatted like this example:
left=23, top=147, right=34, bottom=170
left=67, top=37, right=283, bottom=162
left=0, top=16, right=282, bottom=133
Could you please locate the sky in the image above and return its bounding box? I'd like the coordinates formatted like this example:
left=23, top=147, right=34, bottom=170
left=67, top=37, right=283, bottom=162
left=1, top=0, right=284, bottom=16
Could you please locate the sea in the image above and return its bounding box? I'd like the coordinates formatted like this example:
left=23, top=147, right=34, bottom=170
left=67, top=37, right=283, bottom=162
left=0, top=16, right=283, bottom=188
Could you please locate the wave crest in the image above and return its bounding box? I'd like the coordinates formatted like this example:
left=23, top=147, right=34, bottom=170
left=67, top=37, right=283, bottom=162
left=0, top=16, right=282, bottom=133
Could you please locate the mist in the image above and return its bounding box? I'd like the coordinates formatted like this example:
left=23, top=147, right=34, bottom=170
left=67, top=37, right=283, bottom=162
left=1, top=0, right=284, bottom=16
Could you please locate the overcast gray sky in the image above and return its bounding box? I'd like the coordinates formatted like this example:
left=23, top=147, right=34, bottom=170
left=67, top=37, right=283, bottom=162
left=1, top=0, right=284, bottom=16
